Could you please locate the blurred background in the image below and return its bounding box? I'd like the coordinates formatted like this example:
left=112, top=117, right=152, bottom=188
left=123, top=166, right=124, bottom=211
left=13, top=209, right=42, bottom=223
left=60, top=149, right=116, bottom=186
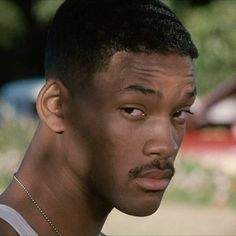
left=0, top=0, right=236, bottom=235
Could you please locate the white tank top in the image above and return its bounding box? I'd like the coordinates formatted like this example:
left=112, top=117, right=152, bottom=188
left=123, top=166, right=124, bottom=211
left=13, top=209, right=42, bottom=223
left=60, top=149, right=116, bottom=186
left=0, top=204, right=106, bottom=236
left=0, top=204, right=38, bottom=235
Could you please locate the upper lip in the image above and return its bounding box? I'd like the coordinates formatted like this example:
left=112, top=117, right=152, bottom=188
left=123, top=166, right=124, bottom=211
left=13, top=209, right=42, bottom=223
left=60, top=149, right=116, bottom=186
left=137, top=169, right=173, bottom=179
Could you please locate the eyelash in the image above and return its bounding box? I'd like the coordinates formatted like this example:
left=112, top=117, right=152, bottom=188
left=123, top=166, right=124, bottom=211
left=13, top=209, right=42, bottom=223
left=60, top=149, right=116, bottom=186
left=120, top=107, right=146, bottom=120
left=120, top=106, right=194, bottom=121
left=172, top=109, right=194, bottom=124
left=173, top=110, right=194, bottom=117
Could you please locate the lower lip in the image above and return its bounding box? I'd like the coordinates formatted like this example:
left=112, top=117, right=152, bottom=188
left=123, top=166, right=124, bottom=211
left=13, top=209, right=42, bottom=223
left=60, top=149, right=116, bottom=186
left=134, top=178, right=170, bottom=191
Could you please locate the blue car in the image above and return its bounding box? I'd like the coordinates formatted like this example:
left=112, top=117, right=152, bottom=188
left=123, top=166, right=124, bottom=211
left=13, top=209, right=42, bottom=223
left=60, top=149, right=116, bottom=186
left=0, top=78, right=45, bottom=118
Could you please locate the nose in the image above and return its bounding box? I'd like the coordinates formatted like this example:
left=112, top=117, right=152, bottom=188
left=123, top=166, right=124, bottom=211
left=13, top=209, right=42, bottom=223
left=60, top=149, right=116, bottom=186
left=142, top=119, right=179, bottom=159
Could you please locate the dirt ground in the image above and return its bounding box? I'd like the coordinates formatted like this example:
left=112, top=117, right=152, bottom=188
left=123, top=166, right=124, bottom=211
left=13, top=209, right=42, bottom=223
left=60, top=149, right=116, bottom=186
left=102, top=201, right=236, bottom=235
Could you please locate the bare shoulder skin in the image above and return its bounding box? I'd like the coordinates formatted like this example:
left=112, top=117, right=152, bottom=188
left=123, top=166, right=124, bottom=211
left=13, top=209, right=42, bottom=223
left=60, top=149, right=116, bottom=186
left=0, top=53, right=196, bottom=235
left=0, top=219, right=18, bottom=236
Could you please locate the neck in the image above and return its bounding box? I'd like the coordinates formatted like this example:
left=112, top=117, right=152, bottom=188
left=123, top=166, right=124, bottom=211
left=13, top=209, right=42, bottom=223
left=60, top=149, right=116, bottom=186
left=1, top=124, right=111, bottom=236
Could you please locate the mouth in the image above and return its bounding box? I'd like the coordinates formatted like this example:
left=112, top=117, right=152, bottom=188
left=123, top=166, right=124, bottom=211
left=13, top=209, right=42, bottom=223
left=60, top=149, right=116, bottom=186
left=133, top=169, right=173, bottom=191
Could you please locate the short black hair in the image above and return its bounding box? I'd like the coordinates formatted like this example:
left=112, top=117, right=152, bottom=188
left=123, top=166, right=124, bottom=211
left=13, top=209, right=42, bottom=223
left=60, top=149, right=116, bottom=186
left=45, top=0, right=198, bottom=90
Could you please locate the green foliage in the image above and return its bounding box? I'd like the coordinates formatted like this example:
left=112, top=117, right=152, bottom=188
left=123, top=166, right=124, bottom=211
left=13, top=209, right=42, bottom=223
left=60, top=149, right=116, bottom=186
left=165, top=159, right=215, bottom=205
left=32, top=0, right=63, bottom=24
left=0, top=0, right=62, bottom=48
left=185, top=1, right=236, bottom=95
left=0, top=118, right=37, bottom=152
left=0, top=119, right=37, bottom=192
left=165, top=158, right=236, bottom=209
left=0, top=0, right=26, bottom=48
left=167, top=0, right=236, bottom=94
left=0, top=173, right=13, bottom=194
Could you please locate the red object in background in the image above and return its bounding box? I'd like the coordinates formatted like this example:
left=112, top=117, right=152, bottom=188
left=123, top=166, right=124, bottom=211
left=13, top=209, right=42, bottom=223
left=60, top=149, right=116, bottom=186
left=188, top=77, right=236, bottom=129
left=181, top=128, right=236, bottom=154
left=182, top=77, right=236, bottom=155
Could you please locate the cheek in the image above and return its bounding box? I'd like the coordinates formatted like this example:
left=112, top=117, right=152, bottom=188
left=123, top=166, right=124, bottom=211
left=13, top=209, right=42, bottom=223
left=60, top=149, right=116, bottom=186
left=89, top=121, right=135, bottom=174
left=86, top=114, right=141, bottom=187
left=174, top=124, right=187, bottom=146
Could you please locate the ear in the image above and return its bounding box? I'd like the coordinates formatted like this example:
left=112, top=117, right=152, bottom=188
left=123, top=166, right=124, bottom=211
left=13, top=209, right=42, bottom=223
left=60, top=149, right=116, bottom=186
left=36, top=80, right=68, bottom=133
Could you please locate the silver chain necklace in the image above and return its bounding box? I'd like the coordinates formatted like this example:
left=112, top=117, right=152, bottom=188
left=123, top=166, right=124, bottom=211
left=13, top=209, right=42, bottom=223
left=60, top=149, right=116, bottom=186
left=13, top=175, right=62, bottom=236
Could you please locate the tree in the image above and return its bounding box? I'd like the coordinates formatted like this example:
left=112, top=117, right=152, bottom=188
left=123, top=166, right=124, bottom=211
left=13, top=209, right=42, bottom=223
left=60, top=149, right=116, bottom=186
left=166, top=0, right=236, bottom=94
left=0, top=0, right=62, bottom=85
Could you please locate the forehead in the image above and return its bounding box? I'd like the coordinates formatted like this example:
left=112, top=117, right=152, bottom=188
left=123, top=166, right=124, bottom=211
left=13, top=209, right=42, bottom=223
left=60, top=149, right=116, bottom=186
left=108, top=51, right=194, bottom=76
left=94, top=52, right=195, bottom=94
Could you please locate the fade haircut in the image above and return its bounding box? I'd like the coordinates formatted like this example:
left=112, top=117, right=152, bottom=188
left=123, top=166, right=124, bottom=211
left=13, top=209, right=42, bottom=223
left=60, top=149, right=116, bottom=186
left=45, top=0, right=198, bottom=91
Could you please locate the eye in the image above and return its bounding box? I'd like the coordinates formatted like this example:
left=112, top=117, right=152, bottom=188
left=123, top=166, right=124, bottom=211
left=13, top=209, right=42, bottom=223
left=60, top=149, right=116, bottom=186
left=173, top=109, right=194, bottom=124
left=120, top=107, right=146, bottom=120
left=174, top=110, right=193, bottom=118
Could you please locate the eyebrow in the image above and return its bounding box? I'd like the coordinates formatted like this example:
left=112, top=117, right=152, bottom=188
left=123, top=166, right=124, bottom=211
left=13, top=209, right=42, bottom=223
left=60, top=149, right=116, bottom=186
left=120, top=84, right=161, bottom=97
left=119, top=84, right=197, bottom=100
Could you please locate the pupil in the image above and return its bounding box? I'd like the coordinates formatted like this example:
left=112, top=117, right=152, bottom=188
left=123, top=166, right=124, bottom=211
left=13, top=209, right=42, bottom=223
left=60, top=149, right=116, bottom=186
left=125, top=108, right=134, bottom=114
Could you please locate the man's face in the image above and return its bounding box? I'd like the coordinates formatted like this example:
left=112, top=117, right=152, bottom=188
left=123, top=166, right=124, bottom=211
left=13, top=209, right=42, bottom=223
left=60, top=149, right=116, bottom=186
left=65, top=52, right=196, bottom=216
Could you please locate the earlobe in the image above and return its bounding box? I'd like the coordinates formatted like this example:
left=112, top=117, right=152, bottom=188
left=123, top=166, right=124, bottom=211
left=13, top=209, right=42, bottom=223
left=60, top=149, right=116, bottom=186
left=36, top=80, right=66, bottom=133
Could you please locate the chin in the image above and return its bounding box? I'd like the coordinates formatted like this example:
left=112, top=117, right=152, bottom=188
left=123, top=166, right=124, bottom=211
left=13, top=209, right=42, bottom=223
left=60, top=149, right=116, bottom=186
left=116, top=191, right=164, bottom=217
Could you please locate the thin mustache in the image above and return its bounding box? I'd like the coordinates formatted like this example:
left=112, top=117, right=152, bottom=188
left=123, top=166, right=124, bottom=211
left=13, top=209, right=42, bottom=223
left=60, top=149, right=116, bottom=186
left=128, top=159, right=175, bottom=179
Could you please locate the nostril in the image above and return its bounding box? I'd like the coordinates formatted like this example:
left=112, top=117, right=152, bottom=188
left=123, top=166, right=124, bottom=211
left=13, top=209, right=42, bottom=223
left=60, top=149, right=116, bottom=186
left=142, top=139, right=179, bottom=159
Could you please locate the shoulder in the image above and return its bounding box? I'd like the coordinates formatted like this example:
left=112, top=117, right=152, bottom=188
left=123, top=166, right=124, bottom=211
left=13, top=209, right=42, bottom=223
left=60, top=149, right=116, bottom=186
left=0, top=218, right=18, bottom=236
left=0, top=189, right=20, bottom=235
